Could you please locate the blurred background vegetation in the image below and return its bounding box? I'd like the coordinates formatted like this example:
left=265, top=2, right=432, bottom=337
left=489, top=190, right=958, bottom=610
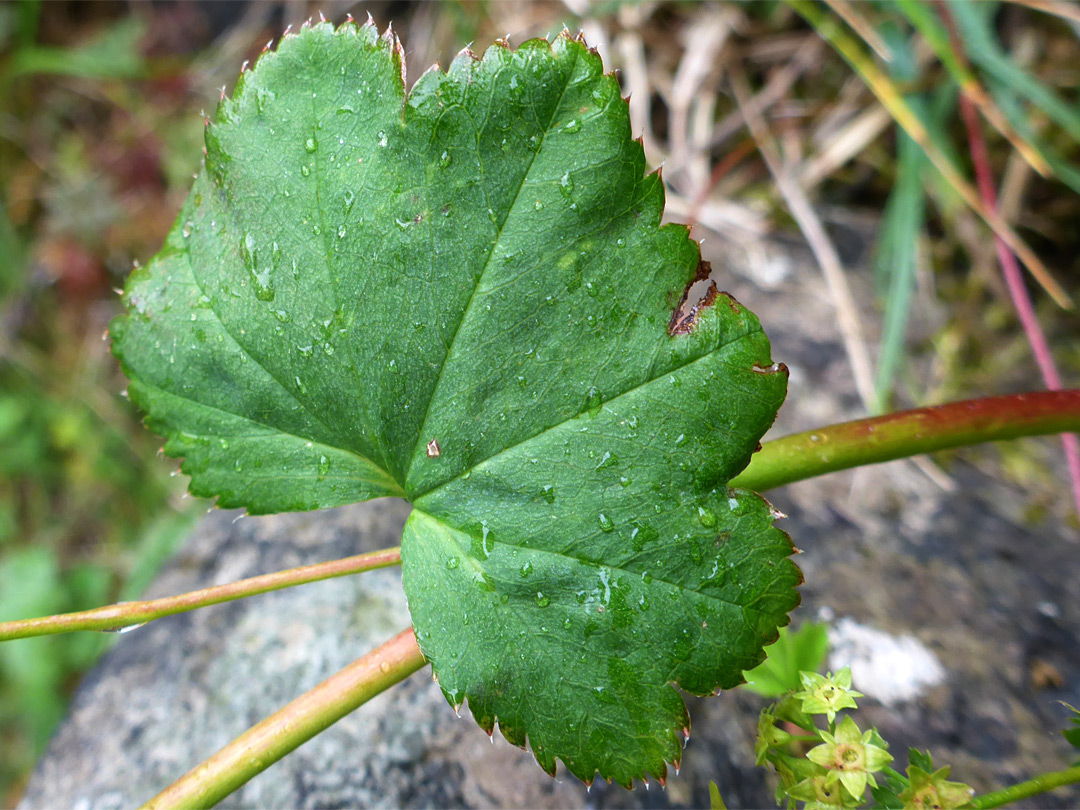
left=1, top=0, right=1077, bottom=804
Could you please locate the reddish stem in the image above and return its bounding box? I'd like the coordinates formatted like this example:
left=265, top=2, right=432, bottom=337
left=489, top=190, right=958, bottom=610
left=731, top=390, right=1080, bottom=493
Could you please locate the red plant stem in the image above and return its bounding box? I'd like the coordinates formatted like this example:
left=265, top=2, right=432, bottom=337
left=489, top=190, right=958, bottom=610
left=730, top=390, right=1080, bottom=493
left=941, top=2, right=1080, bottom=516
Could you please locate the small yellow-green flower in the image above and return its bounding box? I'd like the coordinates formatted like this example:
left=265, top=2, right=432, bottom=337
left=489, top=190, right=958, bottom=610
left=755, top=706, right=795, bottom=765
left=899, top=764, right=974, bottom=810
left=806, top=715, right=893, bottom=800
left=794, top=668, right=863, bottom=722
left=786, top=773, right=852, bottom=808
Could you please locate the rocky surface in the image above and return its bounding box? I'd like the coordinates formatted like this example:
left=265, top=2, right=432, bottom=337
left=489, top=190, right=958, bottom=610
left=19, top=237, right=1080, bottom=809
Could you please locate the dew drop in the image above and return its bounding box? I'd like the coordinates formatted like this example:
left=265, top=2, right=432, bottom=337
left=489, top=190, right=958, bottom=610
left=540, top=485, right=556, bottom=504
left=598, top=513, right=614, bottom=533
left=535, top=592, right=550, bottom=608
left=301, top=164, right=311, bottom=177
left=304, top=137, right=317, bottom=153
left=318, top=455, right=330, bottom=476
left=343, top=190, right=355, bottom=213
left=697, top=506, right=718, bottom=528
left=563, top=119, right=581, bottom=134
left=102, top=621, right=148, bottom=635
left=447, top=556, right=460, bottom=570
left=520, top=561, right=534, bottom=578
left=595, top=451, right=619, bottom=471
left=338, top=224, right=347, bottom=239
left=584, top=386, right=602, bottom=416
left=559, top=171, right=574, bottom=199
left=439, top=150, right=452, bottom=168
left=240, top=233, right=256, bottom=270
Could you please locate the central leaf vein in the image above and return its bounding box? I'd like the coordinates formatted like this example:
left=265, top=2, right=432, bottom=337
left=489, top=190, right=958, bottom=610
left=405, top=46, right=580, bottom=481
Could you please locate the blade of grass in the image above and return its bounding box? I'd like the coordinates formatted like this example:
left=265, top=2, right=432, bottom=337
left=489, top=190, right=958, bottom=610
left=823, top=0, right=893, bottom=61
left=787, top=0, right=1072, bottom=309
left=0, top=546, right=402, bottom=640
left=728, top=60, right=877, bottom=409
left=950, top=0, right=1080, bottom=141
left=873, top=131, right=925, bottom=414
left=987, top=78, right=1080, bottom=196
left=140, top=628, right=426, bottom=810
left=1007, top=0, right=1080, bottom=25
left=941, top=2, right=1080, bottom=517
left=894, top=0, right=1051, bottom=176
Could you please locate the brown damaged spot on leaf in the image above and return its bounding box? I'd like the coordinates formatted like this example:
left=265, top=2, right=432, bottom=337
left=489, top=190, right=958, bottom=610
left=751, top=362, right=789, bottom=376
left=667, top=260, right=718, bottom=336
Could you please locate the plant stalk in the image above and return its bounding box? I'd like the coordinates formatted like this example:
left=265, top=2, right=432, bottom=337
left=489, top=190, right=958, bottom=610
left=140, top=627, right=426, bottom=810
left=970, top=764, right=1080, bottom=809
left=0, top=546, right=401, bottom=640
left=731, top=390, right=1080, bottom=493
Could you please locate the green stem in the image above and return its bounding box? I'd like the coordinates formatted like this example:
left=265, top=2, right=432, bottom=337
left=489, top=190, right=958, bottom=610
left=140, top=627, right=426, bottom=810
left=0, top=546, right=401, bottom=640
left=731, top=390, right=1080, bottom=492
left=969, top=764, right=1080, bottom=809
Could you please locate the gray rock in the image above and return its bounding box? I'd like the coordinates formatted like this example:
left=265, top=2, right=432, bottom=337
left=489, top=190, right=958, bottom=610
left=20, top=243, right=1080, bottom=809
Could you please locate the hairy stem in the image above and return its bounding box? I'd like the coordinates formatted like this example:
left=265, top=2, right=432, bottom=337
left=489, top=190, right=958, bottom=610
left=970, top=764, right=1080, bottom=809
left=140, top=627, right=426, bottom=810
left=731, top=390, right=1080, bottom=492
left=0, top=546, right=401, bottom=640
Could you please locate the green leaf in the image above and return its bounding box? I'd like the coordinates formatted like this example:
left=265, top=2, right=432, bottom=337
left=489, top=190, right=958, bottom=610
left=742, top=620, right=829, bottom=697
left=1063, top=703, right=1080, bottom=755
left=709, top=780, right=728, bottom=809
left=111, top=21, right=799, bottom=787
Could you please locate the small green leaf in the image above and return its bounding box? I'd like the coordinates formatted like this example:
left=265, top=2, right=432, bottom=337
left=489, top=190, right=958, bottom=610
left=709, top=780, right=728, bottom=810
left=112, top=21, right=799, bottom=786
left=743, top=620, right=829, bottom=697
left=1063, top=703, right=1080, bottom=754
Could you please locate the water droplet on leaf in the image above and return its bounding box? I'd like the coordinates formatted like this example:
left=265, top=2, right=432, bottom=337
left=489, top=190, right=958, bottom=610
left=697, top=506, right=717, bottom=528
